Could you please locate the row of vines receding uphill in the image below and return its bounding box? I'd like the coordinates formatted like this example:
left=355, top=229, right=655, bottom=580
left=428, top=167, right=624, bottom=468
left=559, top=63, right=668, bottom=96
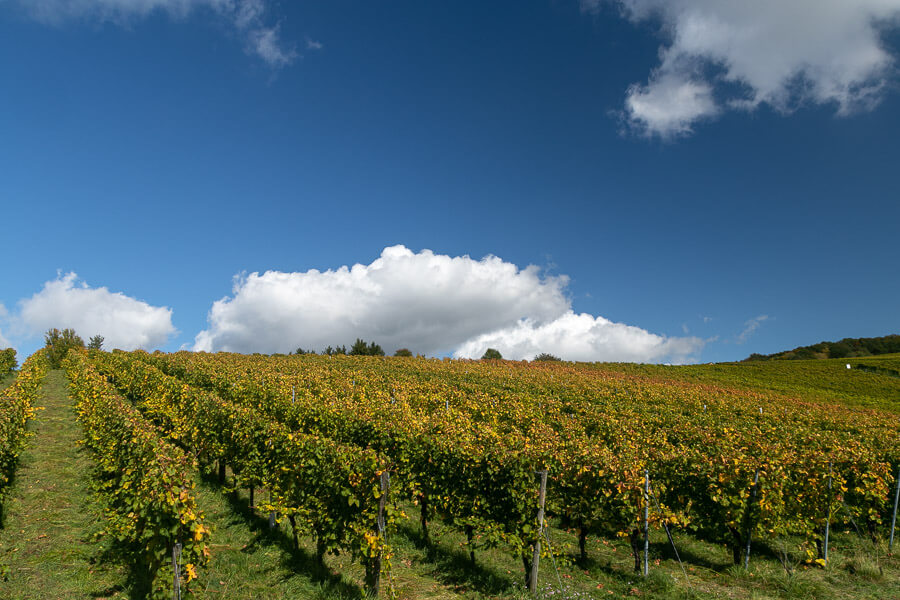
left=90, top=349, right=396, bottom=596
left=135, top=350, right=899, bottom=575
left=97, top=350, right=549, bottom=589
left=0, top=349, right=48, bottom=514
left=63, top=350, right=210, bottom=599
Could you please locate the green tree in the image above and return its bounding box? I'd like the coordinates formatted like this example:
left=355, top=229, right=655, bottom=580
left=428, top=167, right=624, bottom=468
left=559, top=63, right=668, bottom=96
left=481, top=348, right=502, bottom=360
left=350, top=338, right=385, bottom=356
left=45, top=328, right=85, bottom=368
left=393, top=348, right=413, bottom=357
left=0, top=347, right=16, bottom=374
left=533, top=352, right=561, bottom=362
left=88, top=335, right=105, bottom=351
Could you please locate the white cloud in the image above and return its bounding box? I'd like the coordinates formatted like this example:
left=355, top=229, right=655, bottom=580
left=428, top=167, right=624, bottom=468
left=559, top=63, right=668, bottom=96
left=249, top=24, right=297, bottom=68
left=19, top=272, right=176, bottom=350
left=195, top=245, right=704, bottom=363
left=0, top=304, right=10, bottom=348
left=195, top=245, right=569, bottom=355
left=624, top=69, right=718, bottom=138
left=737, top=314, right=769, bottom=344
left=587, top=0, right=900, bottom=137
left=305, top=36, right=323, bottom=50
left=454, top=312, right=705, bottom=363
left=13, top=0, right=298, bottom=68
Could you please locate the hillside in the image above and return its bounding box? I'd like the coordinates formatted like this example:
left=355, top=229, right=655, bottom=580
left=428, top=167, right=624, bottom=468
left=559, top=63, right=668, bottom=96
left=593, top=355, right=900, bottom=413
left=744, top=334, right=900, bottom=361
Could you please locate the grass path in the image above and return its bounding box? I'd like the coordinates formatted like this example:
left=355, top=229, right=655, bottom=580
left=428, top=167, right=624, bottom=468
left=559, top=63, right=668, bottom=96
left=0, top=372, right=16, bottom=392
left=0, top=370, right=128, bottom=599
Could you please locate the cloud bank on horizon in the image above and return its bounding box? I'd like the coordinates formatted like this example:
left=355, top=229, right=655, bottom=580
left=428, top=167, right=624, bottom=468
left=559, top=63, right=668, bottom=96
left=10, top=0, right=298, bottom=68
left=194, top=245, right=705, bottom=363
left=583, top=0, right=900, bottom=138
left=18, top=272, right=176, bottom=351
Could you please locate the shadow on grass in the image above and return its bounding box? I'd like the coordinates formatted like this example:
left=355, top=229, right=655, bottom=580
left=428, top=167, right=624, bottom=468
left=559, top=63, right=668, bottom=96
left=87, top=541, right=154, bottom=600
left=394, top=518, right=520, bottom=596
left=653, top=537, right=728, bottom=572
left=197, top=469, right=365, bottom=599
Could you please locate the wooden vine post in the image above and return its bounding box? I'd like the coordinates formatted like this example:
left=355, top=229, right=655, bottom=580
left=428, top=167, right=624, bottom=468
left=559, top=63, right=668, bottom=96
left=366, top=470, right=390, bottom=597
left=419, top=494, right=430, bottom=545
left=172, top=541, right=182, bottom=600
left=528, top=469, right=548, bottom=594
left=823, top=462, right=833, bottom=564
left=744, top=469, right=760, bottom=569
left=643, top=470, right=650, bottom=577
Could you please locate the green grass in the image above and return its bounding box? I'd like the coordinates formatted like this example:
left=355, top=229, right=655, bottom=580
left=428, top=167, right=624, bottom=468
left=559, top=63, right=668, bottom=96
left=593, top=358, right=900, bottom=413
left=0, top=370, right=129, bottom=599
left=187, top=480, right=900, bottom=600
left=0, top=372, right=16, bottom=393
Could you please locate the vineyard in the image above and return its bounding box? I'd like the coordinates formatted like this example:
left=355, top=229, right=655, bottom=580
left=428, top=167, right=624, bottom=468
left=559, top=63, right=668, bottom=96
left=0, top=350, right=48, bottom=511
left=1, top=348, right=899, bottom=599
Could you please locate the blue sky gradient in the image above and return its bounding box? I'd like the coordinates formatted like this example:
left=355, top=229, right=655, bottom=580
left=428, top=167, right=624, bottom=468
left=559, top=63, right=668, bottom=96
left=1, top=1, right=898, bottom=362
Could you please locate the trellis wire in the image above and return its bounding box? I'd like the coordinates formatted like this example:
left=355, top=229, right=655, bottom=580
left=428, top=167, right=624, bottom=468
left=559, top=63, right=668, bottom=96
left=837, top=500, right=866, bottom=540
left=824, top=462, right=833, bottom=564
left=648, top=481, right=692, bottom=588
left=540, top=523, right=565, bottom=593
left=890, top=466, right=900, bottom=553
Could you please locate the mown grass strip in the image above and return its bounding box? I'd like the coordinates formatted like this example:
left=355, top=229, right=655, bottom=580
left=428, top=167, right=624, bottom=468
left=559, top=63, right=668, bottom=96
left=0, top=370, right=129, bottom=599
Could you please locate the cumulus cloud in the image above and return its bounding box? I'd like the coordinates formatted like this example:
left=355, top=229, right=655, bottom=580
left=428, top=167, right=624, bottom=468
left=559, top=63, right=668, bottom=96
left=19, top=272, right=176, bottom=350
left=454, top=312, right=705, bottom=363
left=195, top=245, right=704, bottom=363
left=584, top=0, right=900, bottom=137
left=13, top=0, right=297, bottom=68
left=737, top=314, right=769, bottom=344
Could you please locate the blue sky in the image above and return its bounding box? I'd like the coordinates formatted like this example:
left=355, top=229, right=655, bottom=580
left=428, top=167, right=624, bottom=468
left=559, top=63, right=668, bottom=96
left=1, top=0, right=899, bottom=363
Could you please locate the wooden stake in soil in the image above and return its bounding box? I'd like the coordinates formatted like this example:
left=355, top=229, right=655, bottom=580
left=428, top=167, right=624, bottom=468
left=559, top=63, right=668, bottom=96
left=890, top=466, right=900, bottom=554
left=172, top=541, right=182, bottom=600
left=419, top=494, right=430, bottom=545
left=744, top=468, right=760, bottom=569
left=643, top=470, right=650, bottom=577
left=365, top=470, right=390, bottom=597
left=529, top=469, right=548, bottom=594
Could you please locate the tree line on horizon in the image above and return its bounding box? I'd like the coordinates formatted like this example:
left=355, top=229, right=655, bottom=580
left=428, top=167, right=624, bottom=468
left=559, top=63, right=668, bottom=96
left=37, top=327, right=566, bottom=364
left=291, top=341, right=564, bottom=362
left=744, top=334, right=900, bottom=362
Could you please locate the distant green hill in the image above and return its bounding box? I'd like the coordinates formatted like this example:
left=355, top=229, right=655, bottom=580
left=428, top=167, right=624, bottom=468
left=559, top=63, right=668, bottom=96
left=596, top=355, right=900, bottom=413
left=744, top=334, right=900, bottom=361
